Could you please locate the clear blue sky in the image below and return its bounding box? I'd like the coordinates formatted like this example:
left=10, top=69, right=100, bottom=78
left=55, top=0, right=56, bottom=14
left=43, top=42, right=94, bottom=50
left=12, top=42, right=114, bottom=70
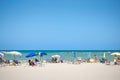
left=0, top=0, right=120, bottom=50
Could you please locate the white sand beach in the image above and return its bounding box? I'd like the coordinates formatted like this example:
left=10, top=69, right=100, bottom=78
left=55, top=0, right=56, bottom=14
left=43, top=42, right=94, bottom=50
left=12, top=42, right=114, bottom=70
left=0, top=63, right=120, bottom=80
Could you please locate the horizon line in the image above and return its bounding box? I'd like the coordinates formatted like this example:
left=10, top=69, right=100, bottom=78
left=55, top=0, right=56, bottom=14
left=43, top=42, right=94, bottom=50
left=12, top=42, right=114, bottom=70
left=0, top=49, right=120, bottom=52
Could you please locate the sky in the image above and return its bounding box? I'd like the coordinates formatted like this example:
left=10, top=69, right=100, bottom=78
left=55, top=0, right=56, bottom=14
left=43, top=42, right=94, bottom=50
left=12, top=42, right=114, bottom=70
left=0, top=0, right=120, bottom=50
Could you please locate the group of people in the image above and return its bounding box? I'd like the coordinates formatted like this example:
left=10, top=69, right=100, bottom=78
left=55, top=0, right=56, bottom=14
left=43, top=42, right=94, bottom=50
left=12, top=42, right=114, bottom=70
left=51, top=57, right=63, bottom=63
left=11, top=60, right=21, bottom=66
left=28, top=59, right=35, bottom=66
left=28, top=58, right=42, bottom=66
left=0, top=57, right=21, bottom=66
left=86, top=55, right=120, bottom=65
left=93, top=55, right=107, bottom=63
left=87, top=55, right=99, bottom=63
left=84, top=54, right=110, bottom=64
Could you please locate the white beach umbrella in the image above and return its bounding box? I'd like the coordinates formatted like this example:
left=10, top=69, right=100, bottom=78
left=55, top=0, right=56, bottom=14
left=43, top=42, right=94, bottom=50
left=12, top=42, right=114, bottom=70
left=111, top=52, right=120, bottom=56
left=3, top=51, right=22, bottom=59
left=0, top=52, right=4, bottom=57
left=4, top=51, right=22, bottom=56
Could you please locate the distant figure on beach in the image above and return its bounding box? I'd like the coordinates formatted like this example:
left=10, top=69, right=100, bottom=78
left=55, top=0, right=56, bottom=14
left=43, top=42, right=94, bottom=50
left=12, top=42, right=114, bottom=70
left=94, top=55, right=98, bottom=63
left=60, top=57, right=63, bottom=63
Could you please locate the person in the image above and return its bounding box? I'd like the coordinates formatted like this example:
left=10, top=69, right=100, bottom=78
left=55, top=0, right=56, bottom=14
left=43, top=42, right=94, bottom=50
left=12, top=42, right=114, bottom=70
left=60, top=57, right=63, bottom=63
left=55, top=57, right=57, bottom=63
left=116, top=57, right=120, bottom=64
left=31, top=60, right=35, bottom=66
left=101, top=57, right=106, bottom=63
left=28, top=59, right=35, bottom=66
left=35, top=58, right=39, bottom=65
left=35, top=58, right=39, bottom=62
left=114, top=57, right=120, bottom=65
left=94, top=55, right=98, bottom=63
left=28, top=59, right=32, bottom=66
left=0, top=57, right=3, bottom=64
left=87, top=57, right=90, bottom=63
left=12, top=60, right=16, bottom=66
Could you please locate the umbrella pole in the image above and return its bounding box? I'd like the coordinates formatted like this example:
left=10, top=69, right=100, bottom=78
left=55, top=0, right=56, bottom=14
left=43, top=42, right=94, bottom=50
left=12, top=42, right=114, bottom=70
left=40, top=56, right=42, bottom=61
left=13, top=55, right=15, bottom=60
left=39, top=55, right=40, bottom=61
left=41, top=57, right=43, bottom=62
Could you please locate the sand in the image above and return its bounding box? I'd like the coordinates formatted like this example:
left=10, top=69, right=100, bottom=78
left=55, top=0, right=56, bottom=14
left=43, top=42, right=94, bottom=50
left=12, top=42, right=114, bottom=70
left=0, top=63, right=120, bottom=80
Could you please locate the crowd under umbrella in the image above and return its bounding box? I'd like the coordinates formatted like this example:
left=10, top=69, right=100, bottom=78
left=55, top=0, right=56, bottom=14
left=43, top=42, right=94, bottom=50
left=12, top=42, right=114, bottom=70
left=3, top=51, right=22, bottom=60
left=111, top=52, right=120, bottom=57
left=111, top=52, right=120, bottom=61
left=51, top=55, right=61, bottom=63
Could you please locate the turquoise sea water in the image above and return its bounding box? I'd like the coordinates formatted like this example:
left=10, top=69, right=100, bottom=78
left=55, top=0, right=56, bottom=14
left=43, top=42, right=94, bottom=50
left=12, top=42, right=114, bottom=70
left=1, top=50, right=120, bottom=61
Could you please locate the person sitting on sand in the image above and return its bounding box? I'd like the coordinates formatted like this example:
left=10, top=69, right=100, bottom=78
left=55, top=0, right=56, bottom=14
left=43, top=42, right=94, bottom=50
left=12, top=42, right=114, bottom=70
left=12, top=60, right=16, bottom=66
left=60, top=57, right=63, bottom=63
left=35, top=58, right=39, bottom=62
left=28, top=59, right=35, bottom=66
left=100, top=57, right=106, bottom=63
left=114, top=57, right=120, bottom=65
left=94, top=55, right=98, bottom=63
left=0, top=57, right=3, bottom=64
left=31, top=60, right=35, bottom=66
left=28, top=59, right=31, bottom=66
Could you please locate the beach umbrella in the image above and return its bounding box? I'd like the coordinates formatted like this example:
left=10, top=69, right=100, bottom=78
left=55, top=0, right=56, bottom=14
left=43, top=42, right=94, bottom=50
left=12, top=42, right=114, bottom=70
left=38, top=52, right=47, bottom=60
left=26, top=52, right=37, bottom=58
left=111, top=52, right=120, bottom=57
left=0, top=52, right=4, bottom=57
left=3, top=51, right=22, bottom=59
left=4, top=51, right=22, bottom=56
left=40, top=52, right=47, bottom=57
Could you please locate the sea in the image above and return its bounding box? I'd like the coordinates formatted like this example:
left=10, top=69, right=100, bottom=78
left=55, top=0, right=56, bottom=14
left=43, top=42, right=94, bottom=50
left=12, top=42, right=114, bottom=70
left=1, top=50, right=120, bottom=62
